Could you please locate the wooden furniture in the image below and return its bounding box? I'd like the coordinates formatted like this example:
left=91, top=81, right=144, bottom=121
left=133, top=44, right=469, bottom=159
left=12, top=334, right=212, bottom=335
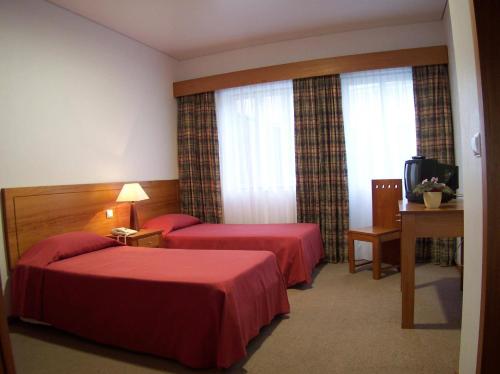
left=1, top=180, right=180, bottom=269
left=0, top=275, right=15, bottom=374
left=473, top=1, right=500, bottom=371
left=348, top=179, right=402, bottom=279
left=173, top=46, right=448, bottom=97
left=399, top=199, right=464, bottom=329
left=107, top=229, right=163, bottom=247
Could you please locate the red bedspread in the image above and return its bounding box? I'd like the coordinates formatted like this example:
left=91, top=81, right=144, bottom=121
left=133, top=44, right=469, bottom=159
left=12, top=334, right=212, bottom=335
left=163, top=223, right=325, bottom=287
left=12, top=246, right=290, bottom=368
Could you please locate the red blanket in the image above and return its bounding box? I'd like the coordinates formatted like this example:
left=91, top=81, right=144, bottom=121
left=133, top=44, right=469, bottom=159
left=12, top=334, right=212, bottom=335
left=163, top=223, right=324, bottom=287
left=12, top=246, right=290, bottom=368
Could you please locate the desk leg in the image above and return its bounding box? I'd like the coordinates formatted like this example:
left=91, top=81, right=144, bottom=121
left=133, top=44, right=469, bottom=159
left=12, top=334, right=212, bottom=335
left=401, top=214, right=416, bottom=329
left=348, top=233, right=355, bottom=274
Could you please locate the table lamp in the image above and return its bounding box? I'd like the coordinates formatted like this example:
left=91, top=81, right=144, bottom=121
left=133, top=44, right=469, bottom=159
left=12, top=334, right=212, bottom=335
left=116, top=183, right=150, bottom=230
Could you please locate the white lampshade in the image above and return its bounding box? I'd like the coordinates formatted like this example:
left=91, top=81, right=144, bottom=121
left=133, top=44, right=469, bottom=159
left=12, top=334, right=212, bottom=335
left=116, top=183, right=149, bottom=202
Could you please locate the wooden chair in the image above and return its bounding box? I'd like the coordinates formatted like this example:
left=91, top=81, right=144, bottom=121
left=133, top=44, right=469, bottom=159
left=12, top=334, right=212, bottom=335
left=348, top=179, right=402, bottom=279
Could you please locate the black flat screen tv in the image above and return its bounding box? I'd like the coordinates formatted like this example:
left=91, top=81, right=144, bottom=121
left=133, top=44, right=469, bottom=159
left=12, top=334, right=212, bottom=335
left=404, top=156, right=459, bottom=203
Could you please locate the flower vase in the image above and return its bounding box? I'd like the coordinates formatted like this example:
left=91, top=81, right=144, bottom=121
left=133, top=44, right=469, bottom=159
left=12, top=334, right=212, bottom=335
left=423, top=191, right=442, bottom=209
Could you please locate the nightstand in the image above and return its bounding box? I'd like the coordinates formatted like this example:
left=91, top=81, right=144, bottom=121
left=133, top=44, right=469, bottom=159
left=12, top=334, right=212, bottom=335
left=108, top=229, right=163, bottom=248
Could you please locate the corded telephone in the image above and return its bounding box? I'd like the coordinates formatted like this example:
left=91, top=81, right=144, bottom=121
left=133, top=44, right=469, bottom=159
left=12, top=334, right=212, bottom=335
left=111, top=227, right=138, bottom=236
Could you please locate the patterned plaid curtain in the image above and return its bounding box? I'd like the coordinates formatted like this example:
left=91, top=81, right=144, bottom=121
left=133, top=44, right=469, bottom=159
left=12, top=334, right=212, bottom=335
left=412, top=64, right=456, bottom=265
left=293, top=75, right=349, bottom=262
left=177, top=92, right=223, bottom=223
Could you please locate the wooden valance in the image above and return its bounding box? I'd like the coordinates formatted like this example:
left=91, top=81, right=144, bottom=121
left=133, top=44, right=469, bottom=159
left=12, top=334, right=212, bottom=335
left=173, top=45, right=448, bottom=97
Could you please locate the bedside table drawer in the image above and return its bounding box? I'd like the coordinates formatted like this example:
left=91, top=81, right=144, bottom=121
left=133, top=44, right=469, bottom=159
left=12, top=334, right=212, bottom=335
left=136, top=235, right=160, bottom=248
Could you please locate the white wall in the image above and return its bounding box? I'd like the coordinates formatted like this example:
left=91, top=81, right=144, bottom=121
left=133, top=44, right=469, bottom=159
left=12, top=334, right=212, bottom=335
left=0, top=0, right=178, bottom=290
left=443, top=9, right=464, bottom=196
left=445, top=1, right=484, bottom=373
left=176, top=21, right=446, bottom=80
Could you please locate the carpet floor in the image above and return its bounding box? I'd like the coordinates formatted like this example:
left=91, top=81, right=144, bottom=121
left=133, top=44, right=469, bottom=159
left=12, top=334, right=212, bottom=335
left=9, top=263, right=462, bottom=374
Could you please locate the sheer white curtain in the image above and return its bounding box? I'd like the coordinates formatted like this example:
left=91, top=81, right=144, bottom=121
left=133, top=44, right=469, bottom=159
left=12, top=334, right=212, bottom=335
left=215, top=80, right=296, bottom=223
left=341, top=67, right=416, bottom=259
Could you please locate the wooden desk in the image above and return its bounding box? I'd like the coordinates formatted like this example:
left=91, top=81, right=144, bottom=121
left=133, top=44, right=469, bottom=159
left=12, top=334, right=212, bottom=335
left=399, top=199, right=464, bottom=328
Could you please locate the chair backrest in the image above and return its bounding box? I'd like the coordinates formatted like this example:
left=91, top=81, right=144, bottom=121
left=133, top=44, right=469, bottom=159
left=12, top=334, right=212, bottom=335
left=372, top=179, right=402, bottom=229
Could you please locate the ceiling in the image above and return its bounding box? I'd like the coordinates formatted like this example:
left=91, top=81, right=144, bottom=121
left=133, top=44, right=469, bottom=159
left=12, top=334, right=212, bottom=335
left=48, top=0, right=447, bottom=60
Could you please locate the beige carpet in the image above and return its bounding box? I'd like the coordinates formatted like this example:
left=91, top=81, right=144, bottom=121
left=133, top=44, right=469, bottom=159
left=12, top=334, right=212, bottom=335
left=9, top=263, right=462, bottom=374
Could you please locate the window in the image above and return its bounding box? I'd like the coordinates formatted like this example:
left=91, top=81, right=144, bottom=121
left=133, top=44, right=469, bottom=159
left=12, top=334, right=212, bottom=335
left=341, top=67, right=416, bottom=259
left=215, top=80, right=296, bottom=223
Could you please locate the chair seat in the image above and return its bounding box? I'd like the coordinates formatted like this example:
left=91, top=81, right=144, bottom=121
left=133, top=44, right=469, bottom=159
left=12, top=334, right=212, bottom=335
left=349, top=226, right=400, bottom=236
left=348, top=179, right=402, bottom=280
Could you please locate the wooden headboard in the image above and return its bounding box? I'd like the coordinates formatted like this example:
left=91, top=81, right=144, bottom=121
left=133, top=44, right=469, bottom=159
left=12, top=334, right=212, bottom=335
left=1, top=179, right=180, bottom=270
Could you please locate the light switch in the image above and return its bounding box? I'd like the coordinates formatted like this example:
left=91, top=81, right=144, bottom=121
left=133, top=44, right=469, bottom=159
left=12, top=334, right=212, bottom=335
left=106, top=209, right=114, bottom=219
left=471, top=132, right=481, bottom=157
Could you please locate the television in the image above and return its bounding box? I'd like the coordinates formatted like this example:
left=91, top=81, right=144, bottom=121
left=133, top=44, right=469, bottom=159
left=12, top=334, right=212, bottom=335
left=404, top=156, right=459, bottom=203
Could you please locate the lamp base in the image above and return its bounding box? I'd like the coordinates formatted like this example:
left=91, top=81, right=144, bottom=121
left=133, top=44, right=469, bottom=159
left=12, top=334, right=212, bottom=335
left=129, top=202, right=140, bottom=230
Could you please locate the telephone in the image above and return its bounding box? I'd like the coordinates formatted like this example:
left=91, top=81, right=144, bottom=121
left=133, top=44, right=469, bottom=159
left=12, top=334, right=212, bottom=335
left=111, top=227, right=138, bottom=236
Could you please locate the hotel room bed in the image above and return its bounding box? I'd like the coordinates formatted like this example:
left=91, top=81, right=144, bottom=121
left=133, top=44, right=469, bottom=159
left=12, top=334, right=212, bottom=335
left=11, top=232, right=290, bottom=369
left=143, top=214, right=325, bottom=287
